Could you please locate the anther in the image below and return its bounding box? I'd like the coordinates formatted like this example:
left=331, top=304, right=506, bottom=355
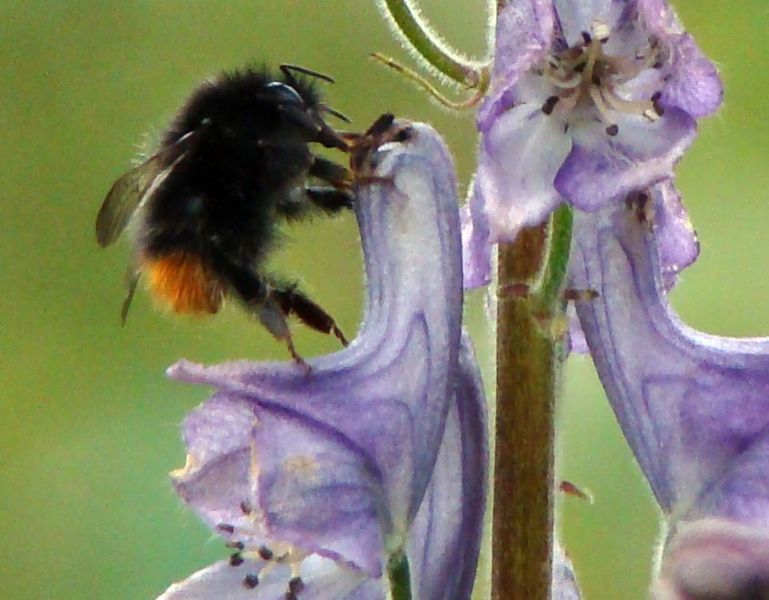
left=226, top=541, right=245, bottom=551
left=217, top=523, right=235, bottom=534
left=652, top=98, right=664, bottom=116
left=258, top=545, right=274, bottom=561
left=605, top=124, right=619, bottom=136
left=653, top=61, right=663, bottom=69
left=541, top=95, right=560, bottom=115
left=581, top=31, right=592, bottom=45
left=240, top=500, right=253, bottom=515
left=243, top=574, right=260, bottom=589
left=229, top=553, right=244, bottom=567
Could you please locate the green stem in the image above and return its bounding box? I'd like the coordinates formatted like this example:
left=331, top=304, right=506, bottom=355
left=536, top=204, right=574, bottom=312
left=380, top=0, right=482, bottom=86
left=493, top=208, right=572, bottom=600
left=387, top=549, right=412, bottom=600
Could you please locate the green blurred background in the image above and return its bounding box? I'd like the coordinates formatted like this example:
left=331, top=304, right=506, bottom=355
left=0, top=1, right=766, bottom=598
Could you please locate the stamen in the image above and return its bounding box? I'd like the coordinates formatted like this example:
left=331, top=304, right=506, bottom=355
left=230, top=553, right=245, bottom=567
left=243, top=574, right=260, bottom=589
left=539, top=22, right=665, bottom=132
left=259, top=545, right=274, bottom=561
left=602, top=88, right=657, bottom=120
left=548, top=72, right=582, bottom=89
left=588, top=86, right=614, bottom=123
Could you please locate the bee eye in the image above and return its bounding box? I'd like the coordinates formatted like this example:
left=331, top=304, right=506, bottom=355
left=264, top=82, right=303, bottom=106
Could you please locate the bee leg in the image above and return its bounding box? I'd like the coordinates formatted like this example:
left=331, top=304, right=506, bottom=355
left=365, top=113, right=396, bottom=137
left=120, top=269, right=140, bottom=325
left=305, top=186, right=354, bottom=213
left=309, top=156, right=353, bottom=189
left=209, top=249, right=310, bottom=369
left=270, top=286, right=349, bottom=347
left=278, top=105, right=348, bottom=151
left=258, top=298, right=311, bottom=371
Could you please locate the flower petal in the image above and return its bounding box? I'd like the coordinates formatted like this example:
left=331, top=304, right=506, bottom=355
left=662, top=35, right=723, bottom=118
left=475, top=104, right=571, bottom=242
left=460, top=180, right=494, bottom=289
left=555, top=108, right=695, bottom=212
left=647, top=180, right=699, bottom=287
left=553, top=540, right=582, bottom=599
left=480, top=0, right=555, bottom=128
left=652, top=518, right=769, bottom=600
left=553, top=0, right=625, bottom=47
left=168, top=121, right=466, bottom=575
left=158, top=555, right=375, bottom=600
left=570, top=194, right=769, bottom=519
left=409, top=333, right=488, bottom=599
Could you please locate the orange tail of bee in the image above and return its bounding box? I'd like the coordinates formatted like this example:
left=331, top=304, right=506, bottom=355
left=142, top=252, right=224, bottom=315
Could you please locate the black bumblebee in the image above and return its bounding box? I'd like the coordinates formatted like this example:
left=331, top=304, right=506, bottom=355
left=96, top=64, right=356, bottom=364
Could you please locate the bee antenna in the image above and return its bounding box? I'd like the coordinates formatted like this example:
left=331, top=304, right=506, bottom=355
left=320, top=104, right=351, bottom=123
left=280, top=64, right=335, bottom=85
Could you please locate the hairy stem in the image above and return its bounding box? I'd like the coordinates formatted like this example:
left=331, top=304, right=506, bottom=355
left=493, top=207, right=572, bottom=599
left=379, top=0, right=482, bottom=86
left=387, top=549, right=412, bottom=600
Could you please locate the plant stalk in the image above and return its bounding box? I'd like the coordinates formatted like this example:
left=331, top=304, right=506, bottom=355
left=387, top=549, right=412, bottom=600
left=493, top=207, right=572, bottom=599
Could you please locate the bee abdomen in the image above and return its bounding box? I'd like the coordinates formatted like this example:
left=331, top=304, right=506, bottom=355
left=142, top=251, right=224, bottom=315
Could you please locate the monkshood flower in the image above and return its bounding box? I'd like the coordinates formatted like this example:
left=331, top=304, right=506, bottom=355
left=157, top=122, right=489, bottom=599
left=570, top=189, right=769, bottom=599
left=463, top=0, right=722, bottom=287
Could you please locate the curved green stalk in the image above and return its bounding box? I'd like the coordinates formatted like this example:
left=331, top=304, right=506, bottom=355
left=379, top=0, right=483, bottom=86
left=536, top=204, right=574, bottom=311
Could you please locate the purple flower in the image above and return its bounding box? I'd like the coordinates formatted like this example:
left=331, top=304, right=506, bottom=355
left=156, top=122, right=488, bottom=599
left=570, top=187, right=769, bottom=599
left=554, top=541, right=582, bottom=599
left=463, top=0, right=721, bottom=288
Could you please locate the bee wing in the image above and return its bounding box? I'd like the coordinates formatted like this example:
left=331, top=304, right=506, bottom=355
left=95, top=129, right=202, bottom=247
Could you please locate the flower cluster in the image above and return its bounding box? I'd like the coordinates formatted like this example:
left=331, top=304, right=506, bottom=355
left=463, top=0, right=721, bottom=287
left=461, top=0, right=769, bottom=597
left=155, top=0, right=762, bottom=598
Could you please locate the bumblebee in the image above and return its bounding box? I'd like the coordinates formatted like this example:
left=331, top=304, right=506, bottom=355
left=96, top=64, right=355, bottom=364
